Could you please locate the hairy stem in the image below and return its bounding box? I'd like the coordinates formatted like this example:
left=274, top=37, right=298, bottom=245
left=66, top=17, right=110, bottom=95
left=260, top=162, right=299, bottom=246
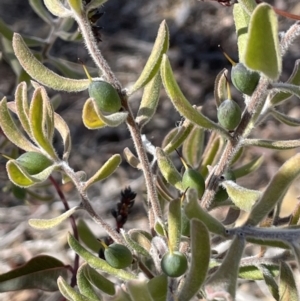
left=201, top=77, right=270, bottom=210
left=61, top=162, right=124, bottom=244
left=74, top=11, right=121, bottom=90
left=122, top=97, right=163, bottom=223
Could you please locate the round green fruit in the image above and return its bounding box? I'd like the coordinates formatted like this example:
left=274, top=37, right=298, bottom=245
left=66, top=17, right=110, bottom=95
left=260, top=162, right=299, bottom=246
left=16, top=152, right=53, bottom=175
left=161, top=251, right=188, bottom=277
left=217, top=99, right=242, bottom=130
left=104, top=243, right=133, bottom=269
left=182, top=169, right=205, bottom=198
left=214, top=170, right=236, bottom=203
left=88, top=81, right=122, bottom=113
left=231, top=63, right=260, bottom=96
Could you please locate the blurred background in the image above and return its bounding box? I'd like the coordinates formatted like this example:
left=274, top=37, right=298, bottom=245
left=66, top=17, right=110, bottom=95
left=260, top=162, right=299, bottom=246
left=1, top=0, right=300, bottom=300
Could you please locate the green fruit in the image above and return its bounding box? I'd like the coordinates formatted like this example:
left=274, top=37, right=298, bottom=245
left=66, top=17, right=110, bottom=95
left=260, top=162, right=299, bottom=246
left=214, top=170, right=236, bottom=203
left=17, top=152, right=53, bottom=175
left=161, top=251, right=188, bottom=277
left=231, top=63, right=260, bottom=96
left=217, top=99, right=241, bottom=130
left=89, top=81, right=122, bottom=113
left=104, top=244, right=133, bottom=269
left=182, top=169, right=205, bottom=198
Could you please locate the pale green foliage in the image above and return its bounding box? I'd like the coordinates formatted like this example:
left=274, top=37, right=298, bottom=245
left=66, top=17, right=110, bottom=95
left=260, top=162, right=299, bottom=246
left=1, top=0, right=300, bottom=300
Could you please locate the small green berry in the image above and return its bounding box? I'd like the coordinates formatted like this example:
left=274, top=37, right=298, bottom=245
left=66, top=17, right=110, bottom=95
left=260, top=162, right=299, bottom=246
left=89, top=81, right=122, bottom=113
left=231, top=63, right=260, bottom=96
left=161, top=251, right=188, bottom=277
left=217, top=99, right=241, bottom=130
left=214, top=170, right=236, bottom=203
left=104, top=243, right=133, bottom=269
left=17, top=152, right=53, bottom=175
left=182, top=169, right=205, bottom=198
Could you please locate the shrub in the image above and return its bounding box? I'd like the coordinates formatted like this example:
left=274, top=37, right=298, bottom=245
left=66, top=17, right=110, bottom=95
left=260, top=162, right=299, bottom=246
left=1, top=0, right=300, bottom=300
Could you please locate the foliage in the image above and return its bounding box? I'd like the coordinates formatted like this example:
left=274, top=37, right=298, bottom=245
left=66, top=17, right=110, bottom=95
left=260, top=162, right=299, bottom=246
left=1, top=0, right=300, bottom=300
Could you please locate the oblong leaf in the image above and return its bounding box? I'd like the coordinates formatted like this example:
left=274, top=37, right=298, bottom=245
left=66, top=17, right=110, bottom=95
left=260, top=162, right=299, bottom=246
left=77, top=264, right=100, bottom=300
left=54, top=113, right=72, bottom=160
left=147, top=275, right=167, bottom=301
left=271, top=109, right=300, bottom=127
left=68, top=233, right=137, bottom=281
left=13, top=33, right=90, bottom=92
left=58, top=277, right=93, bottom=301
left=168, top=198, right=181, bottom=252
left=29, top=206, right=81, bottom=229
left=29, top=0, right=53, bottom=24
left=272, top=83, right=300, bottom=99
left=127, top=280, right=153, bottom=301
left=84, top=154, right=121, bottom=190
left=161, top=55, right=228, bottom=135
left=182, top=126, right=204, bottom=169
left=85, top=264, right=115, bottom=296
left=244, top=138, right=300, bottom=150
left=222, top=180, right=261, bottom=212
left=0, top=255, right=68, bottom=292
left=156, top=147, right=183, bottom=191
left=82, top=98, right=106, bottom=129
left=68, top=0, right=83, bottom=14
left=232, top=155, right=264, bottom=178
left=184, top=189, right=226, bottom=236
left=83, top=98, right=128, bottom=129
left=233, top=4, right=250, bottom=61
left=0, top=98, right=39, bottom=152
left=129, top=20, right=169, bottom=94
left=205, top=236, right=245, bottom=300
left=239, top=263, right=279, bottom=280
left=136, top=72, right=161, bottom=128
left=270, top=59, right=300, bottom=106
left=178, top=219, right=210, bottom=301
left=214, top=68, right=228, bottom=107
left=123, top=147, right=141, bottom=170
left=244, top=3, right=281, bottom=80
left=246, top=153, right=300, bottom=226
left=200, top=134, right=222, bottom=178
left=15, top=82, right=31, bottom=135
left=29, top=87, right=57, bottom=159
left=6, top=160, right=56, bottom=188
left=163, top=119, right=194, bottom=156
left=44, top=0, right=72, bottom=18
left=77, top=219, right=100, bottom=253
left=122, top=230, right=150, bottom=257
left=279, top=261, right=299, bottom=301
left=259, top=265, right=279, bottom=300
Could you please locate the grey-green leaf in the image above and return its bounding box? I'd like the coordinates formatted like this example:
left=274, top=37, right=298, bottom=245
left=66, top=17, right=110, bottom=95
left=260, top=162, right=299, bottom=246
left=129, top=20, right=169, bottom=95
left=279, top=261, right=299, bottom=301
left=184, top=189, right=226, bottom=236
left=68, top=233, right=137, bottom=281
left=243, top=3, right=281, bottom=80
left=178, top=219, right=210, bottom=301
left=205, top=235, right=245, bottom=300
left=29, top=206, right=81, bottom=229
left=161, top=55, right=228, bottom=136
left=0, top=255, right=68, bottom=292
left=13, top=33, right=90, bottom=92
left=136, top=72, right=161, bottom=128
left=246, top=153, right=300, bottom=226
